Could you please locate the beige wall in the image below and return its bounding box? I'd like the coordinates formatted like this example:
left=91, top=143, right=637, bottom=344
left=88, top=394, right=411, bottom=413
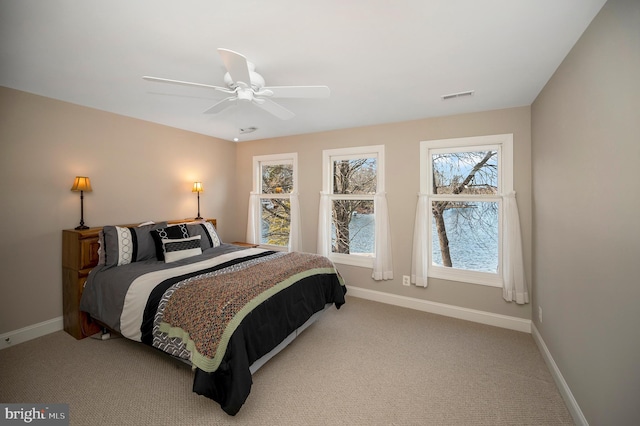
left=235, top=106, right=532, bottom=319
left=0, top=87, right=532, bottom=334
left=531, top=0, right=640, bottom=423
left=0, top=87, right=237, bottom=334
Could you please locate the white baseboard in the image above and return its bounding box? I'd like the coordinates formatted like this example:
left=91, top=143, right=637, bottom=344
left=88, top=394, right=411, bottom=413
left=531, top=323, right=588, bottom=426
left=346, top=285, right=531, bottom=333
left=0, top=316, right=64, bottom=350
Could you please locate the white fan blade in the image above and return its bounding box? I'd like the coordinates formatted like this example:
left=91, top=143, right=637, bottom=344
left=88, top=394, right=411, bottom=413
left=255, top=98, right=295, bottom=120
left=203, top=97, right=237, bottom=114
left=217, top=48, right=252, bottom=87
left=262, top=85, right=330, bottom=99
left=143, top=76, right=234, bottom=94
left=142, top=75, right=235, bottom=94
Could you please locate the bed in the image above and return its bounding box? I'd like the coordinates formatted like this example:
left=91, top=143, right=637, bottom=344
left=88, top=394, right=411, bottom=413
left=64, top=218, right=346, bottom=415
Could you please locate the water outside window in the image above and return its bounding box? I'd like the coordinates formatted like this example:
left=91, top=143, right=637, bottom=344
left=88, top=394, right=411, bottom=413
left=431, top=202, right=498, bottom=272
left=331, top=200, right=375, bottom=255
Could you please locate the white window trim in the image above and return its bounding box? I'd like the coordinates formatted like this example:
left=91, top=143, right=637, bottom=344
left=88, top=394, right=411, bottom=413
left=251, top=153, right=298, bottom=250
left=321, top=145, right=385, bottom=268
left=420, top=134, right=513, bottom=287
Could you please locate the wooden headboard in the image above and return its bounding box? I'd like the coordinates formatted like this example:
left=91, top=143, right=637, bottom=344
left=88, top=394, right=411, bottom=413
left=62, top=218, right=217, bottom=339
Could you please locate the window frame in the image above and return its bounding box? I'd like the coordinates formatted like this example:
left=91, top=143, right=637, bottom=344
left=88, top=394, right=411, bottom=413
left=420, top=134, right=513, bottom=287
left=321, top=145, right=385, bottom=268
left=251, top=153, right=298, bottom=250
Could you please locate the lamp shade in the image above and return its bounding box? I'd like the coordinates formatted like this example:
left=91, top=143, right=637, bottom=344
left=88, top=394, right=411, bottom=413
left=71, top=176, right=92, bottom=192
left=192, top=182, right=203, bottom=193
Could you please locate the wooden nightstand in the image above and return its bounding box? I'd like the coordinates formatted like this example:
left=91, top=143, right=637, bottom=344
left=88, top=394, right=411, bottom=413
left=62, top=228, right=102, bottom=339
left=231, top=241, right=259, bottom=248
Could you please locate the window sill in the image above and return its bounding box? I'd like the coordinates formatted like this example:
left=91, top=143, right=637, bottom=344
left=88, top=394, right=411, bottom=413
left=429, top=266, right=502, bottom=288
left=329, top=253, right=374, bottom=269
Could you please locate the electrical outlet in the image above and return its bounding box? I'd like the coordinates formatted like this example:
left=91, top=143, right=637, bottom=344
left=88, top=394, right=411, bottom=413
left=539, top=306, right=543, bottom=323
left=402, top=275, right=410, bottom=286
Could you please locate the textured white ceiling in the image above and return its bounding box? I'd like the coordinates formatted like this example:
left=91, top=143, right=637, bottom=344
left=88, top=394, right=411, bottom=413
left=0, top=0, right=606, bottom=141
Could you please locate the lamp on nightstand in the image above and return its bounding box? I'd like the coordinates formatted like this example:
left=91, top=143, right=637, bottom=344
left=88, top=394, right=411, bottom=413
left=192, top=181, right=203, bottom=219
left=70, top=176, right=92, bottom=230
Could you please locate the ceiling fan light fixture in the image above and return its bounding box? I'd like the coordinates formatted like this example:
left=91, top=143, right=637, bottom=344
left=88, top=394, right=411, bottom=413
left=236, top=88, right=253, bottom=101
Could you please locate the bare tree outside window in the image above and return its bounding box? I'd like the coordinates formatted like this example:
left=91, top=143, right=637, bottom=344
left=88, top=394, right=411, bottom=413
left=331, top=158, right=376, bottom=254
left=260, top=163, right=293, bottom=246
left=431, top=150, right=499, bottom=272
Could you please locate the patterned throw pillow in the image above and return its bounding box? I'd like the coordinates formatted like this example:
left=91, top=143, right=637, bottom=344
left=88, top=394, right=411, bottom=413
left=102, top=222, right=167, bottom=268
left=187, top=221, right=222, bottom=250
left=162, top=235, right=202, bottom=263
left=151, top=224, right=190, bottom=261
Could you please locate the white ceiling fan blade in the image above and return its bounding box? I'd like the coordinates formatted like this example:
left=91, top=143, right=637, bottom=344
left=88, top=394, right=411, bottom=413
left=203, top=97, right=237, bottom=114
left=262, top=85, right=330, bottom=99
left=217, top=48, right=252, bottom=86
left=143, top=76, right=234, bottom=94
left=255, top=98, right=295, bottom=120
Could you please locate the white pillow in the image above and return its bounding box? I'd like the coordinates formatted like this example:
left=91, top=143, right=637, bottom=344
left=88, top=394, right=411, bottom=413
left=162, top=235, right=202, bottom=263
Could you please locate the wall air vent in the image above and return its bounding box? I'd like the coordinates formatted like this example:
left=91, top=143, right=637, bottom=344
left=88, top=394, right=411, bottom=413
left=441, top=90, right=475, bottom=100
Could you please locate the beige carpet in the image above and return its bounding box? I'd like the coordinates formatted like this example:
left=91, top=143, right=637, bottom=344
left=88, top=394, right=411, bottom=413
left=0, top=296, right=573, bottom=425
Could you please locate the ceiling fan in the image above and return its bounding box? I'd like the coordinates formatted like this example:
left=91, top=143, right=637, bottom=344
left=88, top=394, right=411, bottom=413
left=143, top=48, right=330, bottom=120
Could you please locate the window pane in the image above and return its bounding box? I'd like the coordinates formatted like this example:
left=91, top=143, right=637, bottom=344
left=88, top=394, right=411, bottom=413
left=332, top=157, right=377, bottom=194
left=260, top=198, right=290, bottom=246
left=431, top=201, right=498, bottom=273
left=331, top=200, right=375, bottom=255
left=432, top=151, right=498, bottom=195
left=262, top=164, right=293, bottom=194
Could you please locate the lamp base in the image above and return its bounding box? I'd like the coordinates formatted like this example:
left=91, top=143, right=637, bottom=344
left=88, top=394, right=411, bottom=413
left=195, top=216, right=203, bottom=220
left=75, top=225, right=89, bottom=230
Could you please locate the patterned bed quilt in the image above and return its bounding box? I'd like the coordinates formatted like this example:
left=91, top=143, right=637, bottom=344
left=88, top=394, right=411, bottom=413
left=80, top=244, right=346, bottom=415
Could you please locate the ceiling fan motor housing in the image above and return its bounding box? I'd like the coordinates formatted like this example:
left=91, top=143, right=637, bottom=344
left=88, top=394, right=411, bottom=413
left=223, top=71, right=265, bottom=91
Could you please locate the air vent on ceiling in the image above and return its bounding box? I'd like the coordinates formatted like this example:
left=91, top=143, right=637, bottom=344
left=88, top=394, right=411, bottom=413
left=239, top=127, right=258, bottom=134
left=441, top=90, right=475, bottom=100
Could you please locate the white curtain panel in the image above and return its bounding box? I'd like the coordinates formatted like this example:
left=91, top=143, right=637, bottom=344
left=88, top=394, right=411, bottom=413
left=372, top=192, right=393, bottom=280
left=411, top=193, right=429, bottom=287
left=502, top=192, right=529, bottom=304
left=288, top=192, right=302, bottom=252
left=246, top=192, right=260, bottom=244
left=317, top=192, right=331, bottom=256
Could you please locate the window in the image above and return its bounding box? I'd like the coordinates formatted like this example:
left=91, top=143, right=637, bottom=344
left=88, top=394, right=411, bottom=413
left=250, top=153, right=298, bottom=248
left=321, top=145, right=385, bottom=268
left=419, top=134, right=513, bottom=287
